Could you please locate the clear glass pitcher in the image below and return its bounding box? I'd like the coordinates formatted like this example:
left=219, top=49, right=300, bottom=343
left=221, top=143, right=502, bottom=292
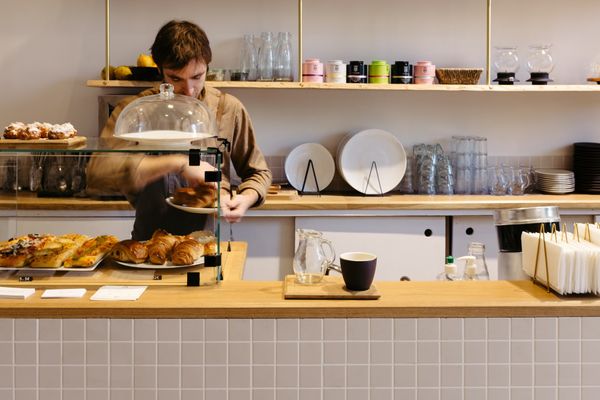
left=293, top=229, right=335, bottom=284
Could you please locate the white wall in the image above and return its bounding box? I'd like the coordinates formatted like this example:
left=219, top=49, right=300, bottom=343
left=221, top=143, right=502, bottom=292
left=2, top=0, right=600, bottom=156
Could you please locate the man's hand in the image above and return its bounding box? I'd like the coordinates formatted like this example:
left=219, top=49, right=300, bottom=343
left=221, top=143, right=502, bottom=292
left=180, top=160, right=217, bottom=188
left=220, top=190, right=258, bottom=223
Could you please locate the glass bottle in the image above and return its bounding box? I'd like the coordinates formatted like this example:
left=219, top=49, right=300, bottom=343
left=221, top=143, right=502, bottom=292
left=274, top=32, right=293, bottom=81
left=467, top=242, right=490, bottom=280
left=437, top=256, right=459, bottom=281
left=241, top=34, right=258, bottom=81
left=257, top=32, right=274, bottom=82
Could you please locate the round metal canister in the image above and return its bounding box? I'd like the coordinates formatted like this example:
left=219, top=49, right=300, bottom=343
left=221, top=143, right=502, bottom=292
left=493, top=206, right=560, bottom=252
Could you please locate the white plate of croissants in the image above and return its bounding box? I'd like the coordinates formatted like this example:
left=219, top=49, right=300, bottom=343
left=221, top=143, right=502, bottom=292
left=166, top=184, right=218, bottom=214
left=110, top=229, right=216, bottom=269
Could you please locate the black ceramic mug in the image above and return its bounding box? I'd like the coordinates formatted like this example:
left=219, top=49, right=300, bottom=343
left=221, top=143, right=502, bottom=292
left=329, top=252, right=377, bottom=291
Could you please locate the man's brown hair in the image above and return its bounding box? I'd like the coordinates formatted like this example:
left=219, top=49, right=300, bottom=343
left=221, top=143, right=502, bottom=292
left=151, top=20, right=212, bottom=71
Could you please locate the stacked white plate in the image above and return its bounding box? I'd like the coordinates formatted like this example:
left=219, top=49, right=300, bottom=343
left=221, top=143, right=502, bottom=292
left=337, top=129, right=406, bottom=195
left=285, top=143, right=335, bottom=192
left=535, top=169, right=575, bottom=194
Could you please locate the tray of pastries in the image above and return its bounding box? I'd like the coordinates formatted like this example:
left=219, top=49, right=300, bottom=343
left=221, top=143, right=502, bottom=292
left=0, top=234, right=119, bottom=271
left=110, top=229, right=217, bottom=269
left=1, top=121, right=86, bottom=148
left=166, top=183, right=218, bottom=214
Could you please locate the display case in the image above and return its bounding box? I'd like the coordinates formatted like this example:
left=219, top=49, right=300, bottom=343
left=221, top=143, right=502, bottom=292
left=0, top=137, right=225, bottom=286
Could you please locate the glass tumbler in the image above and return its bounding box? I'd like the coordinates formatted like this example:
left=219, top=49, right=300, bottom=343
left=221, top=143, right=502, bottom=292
left=488, top=166, right=508, bottom=195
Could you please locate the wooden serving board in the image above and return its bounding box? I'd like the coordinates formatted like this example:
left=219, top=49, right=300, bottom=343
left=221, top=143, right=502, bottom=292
left=266, top=189, right=299, bottom=201
left=283, top=275, right=380, bottom=300
left=0, top=136, right=87, bottom=149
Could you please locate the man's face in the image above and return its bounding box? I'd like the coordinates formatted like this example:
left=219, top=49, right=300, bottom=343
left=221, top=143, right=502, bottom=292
left=162, top=59, right=207, bottom=98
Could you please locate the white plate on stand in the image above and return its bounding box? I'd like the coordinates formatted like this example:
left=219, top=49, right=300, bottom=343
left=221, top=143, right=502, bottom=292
left=117, top=130, right=213, bottom=149
left=166, top=197, right=218, bottom=214
left=337, top=129, right=406, bottom=194
left=285, top=143, right=335, bottom=192
left=114, top=258, right=204, bottom=269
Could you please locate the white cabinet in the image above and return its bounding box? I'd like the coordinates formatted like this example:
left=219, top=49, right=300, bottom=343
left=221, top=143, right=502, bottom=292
left=295, top=216, right=445, bottom=281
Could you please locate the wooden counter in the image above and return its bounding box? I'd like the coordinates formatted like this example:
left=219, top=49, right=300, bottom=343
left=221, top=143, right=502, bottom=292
left=2, top=192, right=600, bottom=211
left=1, top=241, right=600, bottom=319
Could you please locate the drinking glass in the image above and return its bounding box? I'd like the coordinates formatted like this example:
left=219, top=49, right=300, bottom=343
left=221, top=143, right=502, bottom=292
left=488, top=166, right=508, bottom=195
left=257, top=32, right=274, bottom=81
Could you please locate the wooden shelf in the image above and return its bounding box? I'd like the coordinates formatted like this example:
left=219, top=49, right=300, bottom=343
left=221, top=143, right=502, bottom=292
left=87, top=80, right=600, bottom=92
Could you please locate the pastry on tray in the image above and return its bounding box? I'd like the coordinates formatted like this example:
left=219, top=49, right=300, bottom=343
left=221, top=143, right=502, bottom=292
left=171, top=239, right=204, bottom=265
left=172, top=183, right=217, bottom=208
left=29, top=234, right=89, bottom=268
left=2, top=121, right=77, bottom=140
left=63, top=235, right=119, bottom=267
left=111, top=240, right=149, bottom=264
left=147, top=229, right=183, bottom=265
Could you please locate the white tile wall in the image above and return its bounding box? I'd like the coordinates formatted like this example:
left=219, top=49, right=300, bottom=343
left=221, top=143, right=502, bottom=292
left=1, top=317, right=600, bottom=398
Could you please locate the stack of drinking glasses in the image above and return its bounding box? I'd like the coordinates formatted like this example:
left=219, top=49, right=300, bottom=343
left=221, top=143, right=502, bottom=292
left=487, top=164, right=533, bottom=195
left=450, top=136, right=488, bottom=194
left=413, top=143, right=454, bottom=194
left=241, top=32, right=293, bottom=82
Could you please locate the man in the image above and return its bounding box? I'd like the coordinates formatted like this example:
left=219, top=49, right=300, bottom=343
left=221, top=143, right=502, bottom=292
left=86, top=20, right=272, bottom=240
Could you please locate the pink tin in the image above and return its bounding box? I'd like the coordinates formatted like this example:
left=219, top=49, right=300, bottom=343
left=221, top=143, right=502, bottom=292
left=302, top=58, right=324, bottom=83
left=413, top=61, right=436, bottom=78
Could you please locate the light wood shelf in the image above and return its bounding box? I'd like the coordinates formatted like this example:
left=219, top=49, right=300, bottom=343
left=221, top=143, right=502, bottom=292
left=86, top=80, right=600, bottom=92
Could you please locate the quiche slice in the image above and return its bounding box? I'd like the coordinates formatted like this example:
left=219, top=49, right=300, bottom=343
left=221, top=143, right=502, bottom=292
left=0, top=234, right=57, bottom=268
left=63, top=235, right=119, bottom=267
left=29, top=234, right=89, bottom=268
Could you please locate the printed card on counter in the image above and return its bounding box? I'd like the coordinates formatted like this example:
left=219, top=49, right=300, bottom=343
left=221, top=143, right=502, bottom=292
left=41, top=288, right=86, bottom=299
left=90, top=286, right=148, bottom=301
left=0, top=286, right=35, bottom=299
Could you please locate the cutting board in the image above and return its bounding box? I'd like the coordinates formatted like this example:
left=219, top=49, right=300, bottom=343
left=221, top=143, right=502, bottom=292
left=266, top=189, right=299, bottom=201
left=283, top=275, right=381, bottom=300
left=0, top=136, right=87, bottom=149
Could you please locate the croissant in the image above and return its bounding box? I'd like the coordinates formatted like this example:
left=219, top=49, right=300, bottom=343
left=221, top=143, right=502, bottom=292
left=111, top=240, right=148, bottom=264
left=171, top=239, right=203, bottom=265
left=147, top=235, right=181, bottom=265
left=172, top=183, right=216, bottom=208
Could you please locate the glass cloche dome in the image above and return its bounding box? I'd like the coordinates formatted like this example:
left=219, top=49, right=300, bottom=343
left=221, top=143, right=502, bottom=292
left=114, top=83, right=216, bottom=147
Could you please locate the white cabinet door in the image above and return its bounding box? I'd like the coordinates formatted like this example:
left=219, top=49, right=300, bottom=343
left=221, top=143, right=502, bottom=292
left=452, top=216, right=499, bottom=280
left=295, top=216, right=445, bottom=281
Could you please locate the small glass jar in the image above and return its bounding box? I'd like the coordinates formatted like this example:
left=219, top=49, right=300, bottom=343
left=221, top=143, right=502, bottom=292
left=526, top=44, right=554, bottom=85
left=493, top=46, right=519, bottom=85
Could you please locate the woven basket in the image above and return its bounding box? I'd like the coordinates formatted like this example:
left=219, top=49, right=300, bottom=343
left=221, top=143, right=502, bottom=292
left=436, top=68, right=483, bottom=85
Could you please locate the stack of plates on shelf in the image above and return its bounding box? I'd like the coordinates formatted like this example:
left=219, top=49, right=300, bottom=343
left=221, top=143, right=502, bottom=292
left=573, top=142, right=600, bottom=193
left=337, top=129, right=406, bottom=195
left=535, top=169, right=575, bottom=194
left=285, top=143, right=335, bottom=192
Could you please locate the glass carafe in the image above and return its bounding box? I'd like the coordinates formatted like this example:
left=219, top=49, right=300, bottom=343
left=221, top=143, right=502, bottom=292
left=274, top=32, right=293, bottom=81
left=293, top=229, right=335, bottom=284
left=257, top=32, right=274, bottom=81
left=241, top=34, right=258, bottom=81
left=467, top=242, right=490, bottom=280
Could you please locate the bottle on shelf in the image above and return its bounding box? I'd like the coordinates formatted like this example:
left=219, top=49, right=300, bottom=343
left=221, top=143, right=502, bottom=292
left=467, top=242, right=490, bottom=280
left=257, top=32, right=274, bottom=82
left=437, top=256, right=459, bottom=281
left=274, top=32, right=293, bottom=82
left=241, top=34, right=258, bottom=81
left=458, top=256, right=478, bottom=280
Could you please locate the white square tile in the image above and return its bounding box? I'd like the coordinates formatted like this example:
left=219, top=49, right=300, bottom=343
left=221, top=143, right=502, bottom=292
left=347, top=341, right=369, bottom=364
left=205, top=366, right=227, bottom=389
left=134, top=342, right=156, bottom=365
left=228, top=389, right=250, bottom=400
left=110, top=319, right=132, bottom=342
left=558, top=340, right=580, bottom=363
left=38, top=366, right=60, bottom=388
left=535, top=364, right=557, bottom=386
left=371, top=319, right=393, bottom=341
left=348, top=388, right=370, bottom=400
left=417, top=319, right=439, bottom=341
left=14, top=320, right=36, bottom=342
left=229, top=320, right=252, bottom=342
left=181, top=342, right=203, bottom=365
left=464, top=388, right=485, bottom=400
left=182, top=319, right=204, bottom=341
left=347, top=319, right=369, bottom=340
left=323, top=319, right=346, bottom=341
left=86, top=389, right=109, bottom=400
left=15, top=389, right=36, bottom=400
left=394, top=388, right=416, bottom=400
left=276, top=365, right=299, bottom=387
left=558, top=387, right=580, bottom=400
left=110, top=365, right=133, bottom=388
left=395, top=319, right=416, bottom=341
left=464, top=341, right=486, bottom=364
left=206, top=389, right=229, bottom=400
left=464, top=364, right=486, bottom=387
left=63, top=342, right=85, bottom=364
left=510, top=364, right=533, bottom=387
left=370, top=388, right=393, bottom=400
left=205, top=320, right=227, bottom=342
left=87, top=366, right=109, bottom=388
left=0, top=319, right=12, bottom=341
left=39, top=320, right=61, bottom=341
left=394, top=365, right=416, bottom=388
left=299, top=342, right=321, bottom=365
left=371, top=341, right=393, bottom=364
left=87, top=342, right=109, bottom=365
left=133, top=365, right=156, bottom=388
left=511, top=318, right=533, bottom=340
left=300, top=320, right=322, bottom=341
left=277, top=319, right=299, bottom=341
left=277, top=342, right=299, bottom=364
left=511, top=341, right=533, bottom=363
left=0, top=343, right=11, bottom=364
left=63, top=365, right=86, bottom=388
left=487, top=364, right=509, bottom=386
left=370, top=365, right=392, bottom=387
left=582, top=387, right=600, bottom=400
left=63, top=320, right=85, bottom=342
left=488, top=318, right=510, bottom=340
left=158, top=342, right=180, bottom=365
left=535, top=340, right=556, bottom=363
left=229, top=342, right=251, bottom=365
left=558, top=363, right=580, bottom=386
left=15, top=342, right=36, bottom=364
left=111, top=342, right=133, bottom=365
left=441, top=341, right=462, bottom=364
left=299, top=365, right=321, bottom=387
left=582, top=318, right=600, bottom=340
left=86, top=319, right=108, bottom=341
left=252, top=319, right=275, bottom=342
left=158, top=319, right=179, bottom=342
left=440, top=388, right=462, bottom=400
left=39, top=342, right=60, bottom=365
left=323, top=388, right=345, bottom=400
left=416, top=388, right=439, bottom=400
left=417, top=364, right=439, bottom=387
left=323, top=365, right=345, bottom=387
left=535, top=318, right=557, bottom=340
left=253, top=342, right=275, bottom=364
left=488, top=388, right=510, bottom=400
left=0, top=367, right=11, bottom=388
left=134, top=320, right=156, bottom=341
left=582, top=341, right=600, bottom=362
left=511, top=388, right=533, bottom=400
left=558, top=317, right=580, bottom=340
left=464, top=319, right=486, bottom=340
left=395, top=341, right=416, bottom=364
left=38, top=389, right=61, bottom=400
left=204, top=342, right=226, bottom=365
left=441, top=319, right=462, bottom=340
left=441, top=364, right=462, bottom=387
left=228, top=365, right=251, bottom=388
left=417, top=341, right=439, bottom=364
left=253, top=389, right=275, bottom=400
left=582, top=363, right=600, bottom=386
left=110, top=389, right=132, bottom=400
left=276, top=388, right=298, bottom=400
left=299, top=388, right=320, bottom=400
left=347, top=365, right=369, bottom=387
left=252, top=365, right=275, bottom=387
left=63, top=389, right=86, bottom=400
